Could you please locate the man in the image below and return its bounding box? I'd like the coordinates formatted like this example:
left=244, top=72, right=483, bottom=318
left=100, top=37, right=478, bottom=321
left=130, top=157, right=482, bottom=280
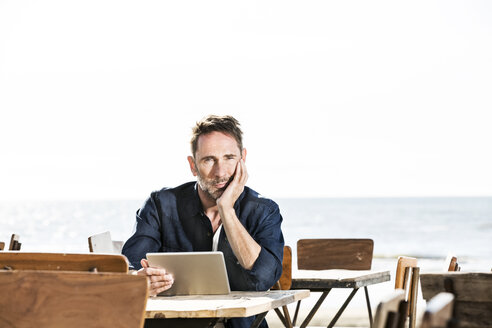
left=122, top=115, right=284, bottom=328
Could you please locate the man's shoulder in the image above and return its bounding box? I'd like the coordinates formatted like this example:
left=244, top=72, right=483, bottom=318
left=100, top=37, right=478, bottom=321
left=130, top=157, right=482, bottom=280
left=241, top=186, right=280, bottom=211
left=149, top=182, right=196, bottom=200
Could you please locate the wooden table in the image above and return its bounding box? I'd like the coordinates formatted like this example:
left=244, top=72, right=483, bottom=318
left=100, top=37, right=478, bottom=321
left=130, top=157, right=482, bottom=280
left=145, top=289, right=310, bottom=328
left=290, top=269, right=391, bottom=328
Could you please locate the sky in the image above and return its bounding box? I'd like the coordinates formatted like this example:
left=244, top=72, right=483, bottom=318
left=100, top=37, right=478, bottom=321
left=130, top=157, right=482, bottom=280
left=1, top=1, right=491, bottom=200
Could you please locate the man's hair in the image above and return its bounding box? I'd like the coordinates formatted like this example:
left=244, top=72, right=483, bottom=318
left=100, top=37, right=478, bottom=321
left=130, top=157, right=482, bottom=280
left=191, top=115, right=243, bottom=157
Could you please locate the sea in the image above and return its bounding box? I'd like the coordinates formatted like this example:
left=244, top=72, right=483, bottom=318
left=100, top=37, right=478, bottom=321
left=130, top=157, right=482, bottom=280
left=1, top=197, right=491, bottom=313
left=3, top=197, right=490, bottom=267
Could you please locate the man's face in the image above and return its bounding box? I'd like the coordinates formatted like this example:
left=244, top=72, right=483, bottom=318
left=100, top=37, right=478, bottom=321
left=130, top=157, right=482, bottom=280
left=188, top=131, right=246, bottom=200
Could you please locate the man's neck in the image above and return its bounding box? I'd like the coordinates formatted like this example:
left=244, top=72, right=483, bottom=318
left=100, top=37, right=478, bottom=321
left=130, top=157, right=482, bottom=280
left=197, top=187, right=216, bottom=209
left=197, top=186, right=219, bottom=214
left=197, top=187, right=222, bottom=232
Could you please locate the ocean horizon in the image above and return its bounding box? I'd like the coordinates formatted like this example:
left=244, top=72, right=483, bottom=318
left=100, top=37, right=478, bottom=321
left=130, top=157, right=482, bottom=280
left=1, top=196, right=490, bottom=270
left=2, top=196, right=490, bottom=315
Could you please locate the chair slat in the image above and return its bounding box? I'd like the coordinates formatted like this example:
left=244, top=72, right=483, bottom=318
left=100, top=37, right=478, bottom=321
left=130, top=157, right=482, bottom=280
left=297, top=239, right=373, bottom=270
left=0, top=252, right=128, bottom=273
left=0, top=270, right=147, bottom=328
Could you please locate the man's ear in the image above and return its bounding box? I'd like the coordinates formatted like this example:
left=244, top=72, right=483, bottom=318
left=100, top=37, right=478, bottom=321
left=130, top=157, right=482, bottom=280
left=241, top=148, right=247, bottom=162
left=187, top=156, right=198, bottom=176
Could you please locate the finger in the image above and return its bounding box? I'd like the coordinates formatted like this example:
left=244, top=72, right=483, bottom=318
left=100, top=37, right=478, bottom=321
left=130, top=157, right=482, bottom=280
left=141, top=259, right=149, bottom=268
left=239, top=159, right=248, bottom=185
left=148, top=273, right=173, bottom=283
left=149, top=279, right=174, bottom=296
left=144, top=267, right=168, bottom=276
left=233, top=160, right=242, bottom=182
left=153, top=284, right=173, bottom=295
left=150, top=279, right=174, bottom=289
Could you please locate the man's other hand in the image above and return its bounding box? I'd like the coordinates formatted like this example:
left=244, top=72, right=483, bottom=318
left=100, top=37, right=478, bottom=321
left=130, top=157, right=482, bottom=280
left=138, top=259, right=174, bottom=296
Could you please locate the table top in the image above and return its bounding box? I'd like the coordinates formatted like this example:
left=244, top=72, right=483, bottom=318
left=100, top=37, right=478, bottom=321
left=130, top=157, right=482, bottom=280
left=145, top=289, right=310, bottom=319
left=291, top=269, right=391, bottom=290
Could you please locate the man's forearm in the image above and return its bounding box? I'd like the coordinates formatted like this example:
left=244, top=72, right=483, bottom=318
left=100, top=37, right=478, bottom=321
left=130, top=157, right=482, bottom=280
left=219, top=206, right=261, bottom=270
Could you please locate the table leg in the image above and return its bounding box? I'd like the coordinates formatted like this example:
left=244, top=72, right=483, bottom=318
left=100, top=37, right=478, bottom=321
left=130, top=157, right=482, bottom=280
left=274, top=305, right=293, bottom=328
left=274, top=308, right=286, bottom=326
left=292, top=300, right=301, bottom=326
left=299, top=290, right=331, bottom=328
left=326, top=288, right=359, bottom=328
left=282, top=304, right=293, bottom=328
left=249, top=311, right=268, bottom=328
left=364, top=286, right=373, bottom=328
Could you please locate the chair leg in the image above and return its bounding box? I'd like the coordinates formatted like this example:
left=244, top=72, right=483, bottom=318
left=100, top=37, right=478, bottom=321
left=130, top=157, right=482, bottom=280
left=408, top=267, right=420, bottom=328
left=396, top=300, right=408, bottom=328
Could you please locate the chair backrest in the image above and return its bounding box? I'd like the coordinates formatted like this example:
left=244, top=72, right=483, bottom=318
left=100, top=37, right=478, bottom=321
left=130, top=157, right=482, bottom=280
left=419, top=292, right=454, bottom=328
left=373, top=289, right=406, bottom=328
left=0, top=270, right=148, bottom=328
left=9, top=234, right=21, bottom=251
left=444, top=255, right=460, bottom=272
left=395, top=256, right=420, bottom=328
left=88, top=231, right=123, bottom=254
left=0, top=242, right=4, bottom=251
left=297, top=238, right=373, bottom=270
left=0, top=252, right=128, bottom=273
left=272, top=245, right=292, bottom=290
left=421, top=272, right=492, bottom=328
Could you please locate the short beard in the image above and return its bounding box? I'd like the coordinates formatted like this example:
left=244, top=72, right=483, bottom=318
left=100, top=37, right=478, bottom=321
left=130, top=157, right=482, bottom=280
left=196, top=174, right=233, bottom=201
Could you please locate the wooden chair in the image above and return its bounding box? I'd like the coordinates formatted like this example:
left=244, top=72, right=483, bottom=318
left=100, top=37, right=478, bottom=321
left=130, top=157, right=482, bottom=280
left=0, top=242, right=4, bottom=251
left=0, top=252, right=129, bottom=273
left=292, top=238, right=374, bottom=327
left=9, top=234, right=21, bottom=250
left=89, top=231, right=124, bottom=254
left=373, top=289, right=406, bottom=328
left=395, top=256, right=420, bottom=328
left=419, top=292, right=454, bottom=328
left=271, top=246, right=293, bottom=328
left=0, top=269, right=148, bottom=328
left=421, top=272, right=492, bottom=328
left=444, top=255, right=460, bottom=272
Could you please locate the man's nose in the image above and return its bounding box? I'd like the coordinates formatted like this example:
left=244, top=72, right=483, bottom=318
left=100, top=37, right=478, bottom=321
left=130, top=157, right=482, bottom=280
left=212, top=160, right=228, bottom=178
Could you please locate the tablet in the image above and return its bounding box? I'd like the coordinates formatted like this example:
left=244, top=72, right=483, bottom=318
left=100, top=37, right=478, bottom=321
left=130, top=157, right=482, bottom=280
left=146, top=251, right=231, bottom=296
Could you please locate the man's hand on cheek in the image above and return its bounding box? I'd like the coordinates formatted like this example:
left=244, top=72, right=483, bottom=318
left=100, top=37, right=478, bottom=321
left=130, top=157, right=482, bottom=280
left=217, top=159, right=248, bottom=210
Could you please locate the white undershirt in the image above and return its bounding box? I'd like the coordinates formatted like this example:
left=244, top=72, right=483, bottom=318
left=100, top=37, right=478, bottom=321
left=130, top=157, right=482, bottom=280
left=212, top=224, right=225, bottom=328
left=212, top=224, right=222, bottom=252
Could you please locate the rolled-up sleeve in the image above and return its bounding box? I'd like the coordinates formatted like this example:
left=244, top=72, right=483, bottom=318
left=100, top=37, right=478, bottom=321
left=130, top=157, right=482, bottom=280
left=243, top=204, right=284, bottom=291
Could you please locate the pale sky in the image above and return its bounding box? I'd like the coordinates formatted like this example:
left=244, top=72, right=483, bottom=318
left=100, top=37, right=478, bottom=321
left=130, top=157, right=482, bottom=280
left=1, top=1, right=491, bottom=200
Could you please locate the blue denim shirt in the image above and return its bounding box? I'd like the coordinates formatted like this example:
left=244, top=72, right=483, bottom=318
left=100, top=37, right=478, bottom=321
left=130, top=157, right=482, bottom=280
left=122, top=182, right=284, bottom=328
